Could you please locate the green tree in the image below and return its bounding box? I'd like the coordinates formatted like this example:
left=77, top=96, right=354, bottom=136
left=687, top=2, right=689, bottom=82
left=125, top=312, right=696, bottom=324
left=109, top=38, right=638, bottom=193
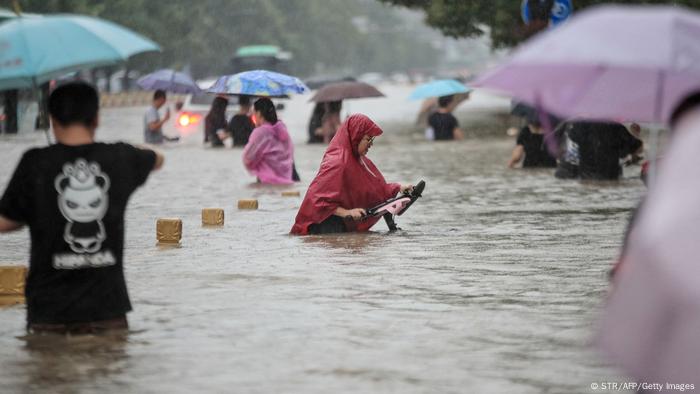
left=3, top=0, right=441, bottom=77
left=379, top=0, right=700, bottom=48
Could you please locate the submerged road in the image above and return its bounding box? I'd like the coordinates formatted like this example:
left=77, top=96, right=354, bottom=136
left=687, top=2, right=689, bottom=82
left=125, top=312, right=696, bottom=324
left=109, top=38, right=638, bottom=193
left=0, top=84, right=643, bottom=393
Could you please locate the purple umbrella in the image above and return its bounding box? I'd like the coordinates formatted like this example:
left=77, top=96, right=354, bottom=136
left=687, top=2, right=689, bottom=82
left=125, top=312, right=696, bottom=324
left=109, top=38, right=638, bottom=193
left=474, top=5, right=700, bottom=125
left=597, top=110, right=700, bottom=387
left=137, top=69, right=201, bottom=94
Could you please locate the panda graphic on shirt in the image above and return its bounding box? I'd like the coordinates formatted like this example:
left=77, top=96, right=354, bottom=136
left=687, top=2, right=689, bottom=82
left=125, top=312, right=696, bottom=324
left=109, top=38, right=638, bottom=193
left=54, top=159, right=110, bottom=254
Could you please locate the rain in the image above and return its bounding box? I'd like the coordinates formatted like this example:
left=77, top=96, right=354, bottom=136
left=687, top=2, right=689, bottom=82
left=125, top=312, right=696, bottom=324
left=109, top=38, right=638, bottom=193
left=1, top=1, right=698, bottom=393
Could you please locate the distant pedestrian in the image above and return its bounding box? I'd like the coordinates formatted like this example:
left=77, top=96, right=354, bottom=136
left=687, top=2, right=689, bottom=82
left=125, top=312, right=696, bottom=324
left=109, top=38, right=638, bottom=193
left=307, top=103, right=325, bottom=144
left=508, top=115, right=557, bottom=168
left=321, top=100, right=342, bottom=143
left=555, top=121, right=642, bottom=180
left=144, top=89, right=170, bottom=144
left=427, top=95, right=464, bottom=141
left=226, top=95, right=255, bottom=147
left=242, top=98, right=296, bottom=184
left=0, top=82, right=164, bottom=334
left=205, top=96, right=228, bottom=147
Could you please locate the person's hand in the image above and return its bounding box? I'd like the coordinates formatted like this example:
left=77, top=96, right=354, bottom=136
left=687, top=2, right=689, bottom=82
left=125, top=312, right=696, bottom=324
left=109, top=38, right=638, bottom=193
left=346, top=208, right=366, bottom=220
left=400, top=184, right=414, bottom=194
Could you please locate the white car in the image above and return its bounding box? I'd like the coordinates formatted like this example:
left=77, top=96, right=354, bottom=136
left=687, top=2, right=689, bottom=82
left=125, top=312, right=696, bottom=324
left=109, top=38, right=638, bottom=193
left=172, top=79, right=285, bottom=143
left=172, top=79, right=232, bottom=140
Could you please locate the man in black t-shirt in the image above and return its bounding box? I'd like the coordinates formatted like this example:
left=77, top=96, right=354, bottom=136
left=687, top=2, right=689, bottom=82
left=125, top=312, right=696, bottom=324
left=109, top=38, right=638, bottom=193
left=427, top=95, right=464, bottom=141
left=225, top=95, right=255, bottom=147
left=0, top=82, right=164, bottom=334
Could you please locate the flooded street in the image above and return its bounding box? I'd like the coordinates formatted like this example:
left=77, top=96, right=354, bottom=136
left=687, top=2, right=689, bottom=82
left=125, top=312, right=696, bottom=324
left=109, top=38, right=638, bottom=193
left=0, top=85, right=644, bottom=393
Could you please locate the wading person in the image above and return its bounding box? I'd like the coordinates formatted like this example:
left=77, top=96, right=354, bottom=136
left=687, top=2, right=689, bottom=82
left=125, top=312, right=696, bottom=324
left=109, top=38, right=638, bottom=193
left=321, top=100, right=342, bottom=144
left=242, top=98, right=296, bottom=184
left=291, top=114, right=412, bottom=235
left=427, top=95, right=464, bottom=141
left=555, top=120, right=643, bottom=180
left=507, top=115, right=557, bottom=168
left=144, top=89, right=170, bottom=144
left=205, top=96, right=228, bottom=147
left=0, top=82, right=164, bottom=334
left=227, top=95, right=255, bottom=147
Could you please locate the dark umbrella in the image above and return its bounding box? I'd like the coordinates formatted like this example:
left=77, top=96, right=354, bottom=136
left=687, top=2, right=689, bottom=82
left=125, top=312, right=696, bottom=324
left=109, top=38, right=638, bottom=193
left=310, top=81, right=384, bottom=103
left=305, top=76, right=356, bottom=90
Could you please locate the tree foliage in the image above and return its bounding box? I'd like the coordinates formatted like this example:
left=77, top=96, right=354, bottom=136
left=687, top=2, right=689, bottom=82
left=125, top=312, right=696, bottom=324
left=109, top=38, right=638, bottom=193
left=380, top=0, right=700, bottom=48
left=3, top=0, right=440, bottom=77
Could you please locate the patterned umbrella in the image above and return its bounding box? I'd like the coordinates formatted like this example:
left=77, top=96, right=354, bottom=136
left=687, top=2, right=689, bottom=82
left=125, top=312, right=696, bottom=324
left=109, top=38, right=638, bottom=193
left=206, top=70, right=308, bottom=98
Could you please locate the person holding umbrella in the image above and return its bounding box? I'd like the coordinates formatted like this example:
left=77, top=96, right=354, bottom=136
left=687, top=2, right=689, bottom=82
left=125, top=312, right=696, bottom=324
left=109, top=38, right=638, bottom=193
left=321, top=100, right=342, bottom=143
left=308, top=81, right=384, bottom=144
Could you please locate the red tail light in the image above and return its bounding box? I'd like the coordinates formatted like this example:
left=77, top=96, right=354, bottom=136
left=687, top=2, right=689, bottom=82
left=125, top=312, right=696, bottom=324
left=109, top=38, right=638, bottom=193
left=177, top=113, right=202, bottom=127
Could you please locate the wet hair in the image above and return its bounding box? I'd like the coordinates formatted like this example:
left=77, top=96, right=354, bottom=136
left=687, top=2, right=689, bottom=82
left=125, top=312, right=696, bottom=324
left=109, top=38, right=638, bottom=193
left=153, top=89, right=166, bottom=101
left=254, top=97, right=278, bottom=124
left=238, top=95, right=251, bottom=107
left=327, top=100, right=342, bottom=113
left=438, top=95, right=454, bottom=108
left=206, top=96, right=228, bottom=126
left=671, top=91, right=700, bottom=128
left=48, top=81, right=99, bottom=128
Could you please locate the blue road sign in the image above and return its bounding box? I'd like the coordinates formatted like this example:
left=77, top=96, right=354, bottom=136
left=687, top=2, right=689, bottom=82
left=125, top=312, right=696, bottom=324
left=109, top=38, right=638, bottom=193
left=521, top=0, right=573, bottom=27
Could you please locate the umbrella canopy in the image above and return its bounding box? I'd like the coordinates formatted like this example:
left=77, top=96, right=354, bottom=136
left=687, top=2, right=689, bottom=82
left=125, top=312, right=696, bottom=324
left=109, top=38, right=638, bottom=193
left=309, top=81, right=384, bottom=102
left=0, top=14, right=160, bottom=90
left=409, top=79, right=471, bottom=100
left=474, top=5, right=700, bottom=124
left=597, top=109, right=700, bottom=385
left=206, top=70, right=308, bottom=97
left=304, top=75, right=355, bottom=90
left=137, top=69, right=201, bottom=94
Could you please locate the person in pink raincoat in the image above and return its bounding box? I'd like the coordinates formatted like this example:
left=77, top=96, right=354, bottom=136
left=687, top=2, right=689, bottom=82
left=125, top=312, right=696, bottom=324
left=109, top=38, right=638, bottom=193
left=242, top=98, right=296, bottom=184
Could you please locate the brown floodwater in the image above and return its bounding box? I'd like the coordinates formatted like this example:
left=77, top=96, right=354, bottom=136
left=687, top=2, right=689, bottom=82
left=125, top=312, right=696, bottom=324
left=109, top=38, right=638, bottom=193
left=0, top=85, right=644, bottom=393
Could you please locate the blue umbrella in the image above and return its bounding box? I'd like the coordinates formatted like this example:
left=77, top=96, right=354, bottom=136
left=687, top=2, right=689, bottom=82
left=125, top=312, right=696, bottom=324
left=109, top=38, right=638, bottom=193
left=409, top=79, right=471, bottom=100
left=137, top=69, right=201, bottom=94
left=206, top=70, right=308, bottom=97
left=0, top=14, right=160, bottom=90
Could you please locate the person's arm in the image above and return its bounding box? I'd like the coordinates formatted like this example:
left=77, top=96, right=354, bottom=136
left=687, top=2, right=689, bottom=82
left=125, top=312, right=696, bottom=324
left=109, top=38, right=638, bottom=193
left=0, top=215, right=22, bottom=232
left=508, top=145, right=525, bottom=168
left=148, top=108, right=170, bottom=131
left=153, top=149, right=165, bottom=171
left=333, top=207, right=366, bottom=220
left=453, top=127, right=464, bottom=140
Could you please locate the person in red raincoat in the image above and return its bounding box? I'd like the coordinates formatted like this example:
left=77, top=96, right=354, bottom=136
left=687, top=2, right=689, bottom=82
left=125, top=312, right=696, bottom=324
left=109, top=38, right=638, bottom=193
left=291, top=114, right=412, bottom=235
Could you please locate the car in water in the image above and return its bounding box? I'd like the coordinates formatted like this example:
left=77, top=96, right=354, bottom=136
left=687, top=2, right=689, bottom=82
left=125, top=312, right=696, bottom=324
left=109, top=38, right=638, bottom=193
left=171, top=79, right=236, bottom=140
left=172, top=79, right=284, bottom=143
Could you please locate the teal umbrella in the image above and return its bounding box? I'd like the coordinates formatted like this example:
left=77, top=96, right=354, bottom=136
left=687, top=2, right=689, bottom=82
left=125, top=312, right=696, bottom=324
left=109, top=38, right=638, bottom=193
left=0, top=14, right=160, bottom=90
left=409, top=79, right=471, bottom=100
